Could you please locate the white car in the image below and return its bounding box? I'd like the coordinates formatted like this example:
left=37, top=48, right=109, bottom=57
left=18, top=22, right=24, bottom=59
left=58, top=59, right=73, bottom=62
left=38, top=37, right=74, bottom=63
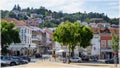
left=70, top=56, right=82, bottom=62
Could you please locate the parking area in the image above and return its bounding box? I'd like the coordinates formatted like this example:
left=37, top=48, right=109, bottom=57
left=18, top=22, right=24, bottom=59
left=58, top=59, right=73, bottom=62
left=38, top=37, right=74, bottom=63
left=1, top=54, right=51, bottom=67
left=1, top=54, right=119, bottom=68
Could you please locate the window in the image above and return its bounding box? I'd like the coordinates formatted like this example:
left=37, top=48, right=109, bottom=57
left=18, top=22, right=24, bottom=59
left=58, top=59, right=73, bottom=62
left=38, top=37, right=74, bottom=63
left=108, top=40, right=112, bottom=48
left=94, top=47, right=96, bottom=50
left=101, top=40, right=106, bottom=47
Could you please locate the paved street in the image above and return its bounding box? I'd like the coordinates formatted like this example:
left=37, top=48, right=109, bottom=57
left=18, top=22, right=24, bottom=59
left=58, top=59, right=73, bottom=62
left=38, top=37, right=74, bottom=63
left=2, top=55, right=120, bottom=68
left=5, top=61, right=119, bottom=68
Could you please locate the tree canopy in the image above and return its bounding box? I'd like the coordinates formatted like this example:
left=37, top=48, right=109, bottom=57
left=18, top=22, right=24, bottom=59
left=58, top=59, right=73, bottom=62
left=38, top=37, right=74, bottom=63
left=111, top=34, right=119, bottom=51
left=52, top=21, right=93, bottom=58
left=1, top=20, right=21, bottom=54
left=111, top=34, right=119, bottom=67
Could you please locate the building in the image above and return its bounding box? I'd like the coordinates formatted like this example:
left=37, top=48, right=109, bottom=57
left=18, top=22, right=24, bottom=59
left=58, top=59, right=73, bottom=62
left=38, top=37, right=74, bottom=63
left=30, top=13, right=43, bottom=18
left=96, top=23, right=111, bottom=28
left=90, top=28, right=100, bottom=57
left=25, top=18, right=43, bottom=27
left=31, top=26, right=47, bottom=54
left=44, top=16, right=53, bottom=21
left=3, top=18, right=36, bottom=56
left=89, top=23, right=97, bottom=28
left=100, top=28, right=119, bottom=59
left=44, top=28, right=54, bottom=51
left=111, top=24, right=119, bottom=28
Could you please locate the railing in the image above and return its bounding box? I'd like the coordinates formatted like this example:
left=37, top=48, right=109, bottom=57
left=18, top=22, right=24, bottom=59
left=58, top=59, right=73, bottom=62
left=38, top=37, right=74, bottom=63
left=100, top=33, right=112, bottom=36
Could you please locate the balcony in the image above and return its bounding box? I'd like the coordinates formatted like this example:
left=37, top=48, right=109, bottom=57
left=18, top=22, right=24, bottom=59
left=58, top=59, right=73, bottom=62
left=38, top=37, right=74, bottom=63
left=100, top=33, right=112, bottom=36
left=101, top=48, right=113, bottom=52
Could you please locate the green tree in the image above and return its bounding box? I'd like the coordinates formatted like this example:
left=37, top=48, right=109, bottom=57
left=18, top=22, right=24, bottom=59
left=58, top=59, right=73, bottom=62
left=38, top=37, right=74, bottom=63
left=111, top=34, right=119, bottom=68
left=1, top=20, right=21, bottom=55
left=80, top=25, right=93, bottom=48
left=52, top=21, right=93, bottom=63
left=39, top=21, right=57, bottom=28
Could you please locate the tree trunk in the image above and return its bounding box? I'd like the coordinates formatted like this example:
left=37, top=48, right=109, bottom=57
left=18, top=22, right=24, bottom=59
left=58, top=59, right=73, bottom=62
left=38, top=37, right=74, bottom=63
left=67, top=45, right=70, bottom=64
left=114, top=51, right=117, bottom=68
left=71, top=47, right=74, bottom=57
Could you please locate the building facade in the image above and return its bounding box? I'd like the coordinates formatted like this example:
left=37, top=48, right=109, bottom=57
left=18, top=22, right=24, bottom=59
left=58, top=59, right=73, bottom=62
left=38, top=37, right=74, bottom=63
left=100, top=28, right=119, bottom=59
left=31, top=26, right=47, bottom=54
left=4, top=18, right=36, bottom=56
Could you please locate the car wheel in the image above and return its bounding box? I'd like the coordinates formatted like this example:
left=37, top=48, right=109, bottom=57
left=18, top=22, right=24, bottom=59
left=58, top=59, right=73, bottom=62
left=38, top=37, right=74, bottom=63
left=106, top=62, right=109, bottom=64
left=10, top=62, right=16, bottom=66
left=69, top=60, right=71, bottom=62
left=78, top=60, right=81, bottom=62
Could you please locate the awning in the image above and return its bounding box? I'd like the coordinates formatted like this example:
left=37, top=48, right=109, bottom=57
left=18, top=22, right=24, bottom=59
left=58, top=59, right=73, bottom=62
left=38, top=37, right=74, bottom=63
left=56, top=50, right=65, bottom=53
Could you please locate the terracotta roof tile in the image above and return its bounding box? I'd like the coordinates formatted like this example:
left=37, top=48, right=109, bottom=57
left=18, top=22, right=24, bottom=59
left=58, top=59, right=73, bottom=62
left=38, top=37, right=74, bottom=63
left=90, top=27, right=119, bottom=34
left=3, top=18, right=26, bottom=26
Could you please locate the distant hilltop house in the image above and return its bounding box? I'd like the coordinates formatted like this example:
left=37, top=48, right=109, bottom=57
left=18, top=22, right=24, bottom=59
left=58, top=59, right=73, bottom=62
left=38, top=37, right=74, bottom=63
left=11, top=10, right=28, bottom=19
left=30, top=13, right=43, bottom=18
left=25, top=18, right=44, bottom=27
left=96, top=23, right=111, bottom=28
left=90, top=18, right=103, bottom=21
left=44, top=16, right=53, bottom=21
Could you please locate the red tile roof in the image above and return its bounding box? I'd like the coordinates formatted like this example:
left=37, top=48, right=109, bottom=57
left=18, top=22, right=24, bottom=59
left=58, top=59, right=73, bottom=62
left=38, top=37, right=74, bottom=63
left=44, top=28, right=53, bottom=35
left=25, top=18, right=39, bottom=27
left=3, top=18, right=26, bottom=26
left=90, top=27, right=119, bottom=34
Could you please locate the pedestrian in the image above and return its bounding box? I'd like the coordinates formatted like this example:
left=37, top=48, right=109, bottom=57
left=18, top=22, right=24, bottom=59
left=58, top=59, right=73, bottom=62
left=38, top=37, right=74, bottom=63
left=63, top=57, right=66, bottom=63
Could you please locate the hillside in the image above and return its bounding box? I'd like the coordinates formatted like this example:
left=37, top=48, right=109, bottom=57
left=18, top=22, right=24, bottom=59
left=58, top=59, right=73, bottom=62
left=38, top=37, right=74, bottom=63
left=1, top=5, right=119, bottom=28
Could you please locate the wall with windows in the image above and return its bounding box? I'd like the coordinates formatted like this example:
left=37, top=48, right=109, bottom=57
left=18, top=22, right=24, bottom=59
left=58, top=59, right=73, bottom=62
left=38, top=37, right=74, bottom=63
left=100, top=36, right=112, bottom=48
left=91, top=34, right=100, bottom=56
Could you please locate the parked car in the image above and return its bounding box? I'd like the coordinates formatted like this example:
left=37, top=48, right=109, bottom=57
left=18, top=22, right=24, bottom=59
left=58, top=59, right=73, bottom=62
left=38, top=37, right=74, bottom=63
left=20, top=56, right=31, bottom=62
left=105, top=58, right=119, bottom=64
left=1, top=56, right=20, bottom=66
left=35, top=53, right=42, bottom=58
left=11, top=56, right=28, bottom=64
left=90, top=57, right=97, bottom=62
left=70, top=56, right=82, bottom=62
left=1, top=59, right=10, bottom=66
left=82, top=56, right=89, bottom=61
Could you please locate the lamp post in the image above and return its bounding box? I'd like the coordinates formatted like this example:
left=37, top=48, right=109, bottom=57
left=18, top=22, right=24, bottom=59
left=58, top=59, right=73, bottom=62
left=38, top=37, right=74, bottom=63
left=52, top=48, right=56, bottom=61
left=29, top=45, right=30, bottom=56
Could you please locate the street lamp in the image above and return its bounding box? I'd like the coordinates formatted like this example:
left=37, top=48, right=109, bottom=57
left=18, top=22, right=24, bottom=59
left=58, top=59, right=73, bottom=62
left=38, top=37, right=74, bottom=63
left=29, top=45, right=30, bottom=56
left=52, top=48, right=56, bottom=61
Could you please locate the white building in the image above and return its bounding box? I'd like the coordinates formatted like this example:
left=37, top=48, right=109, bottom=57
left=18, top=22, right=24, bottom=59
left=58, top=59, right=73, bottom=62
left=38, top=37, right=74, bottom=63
left=81, top=22, right=89, bottom=26
left=89, top=23, right=97, bottom=28
left=15, top=26, right=32, bottom=44
left=4, top=18, right=36, bottom=56
left=91, top=34, right=100, bottom=56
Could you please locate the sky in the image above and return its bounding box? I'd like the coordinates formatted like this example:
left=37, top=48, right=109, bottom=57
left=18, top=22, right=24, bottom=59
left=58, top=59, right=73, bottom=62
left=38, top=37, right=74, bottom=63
left=0, top=0, right=119, bottom=18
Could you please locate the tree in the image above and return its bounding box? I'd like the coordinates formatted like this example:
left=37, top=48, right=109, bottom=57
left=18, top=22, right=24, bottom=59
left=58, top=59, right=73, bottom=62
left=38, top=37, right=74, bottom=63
left=111, top=34, right=119, bottom=68
left=12, top=5, right=17, bottom=10
left=1, top=20, right=21, bottom=55
left=39, top=21, right=57, bottom=28
left=52, top=21, right=76, bottom=63
left=80, top=25, right=93, bottom=48
left=17, top=4, right=21, bottom=11
left=52, top=21, right=93, bottom=63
